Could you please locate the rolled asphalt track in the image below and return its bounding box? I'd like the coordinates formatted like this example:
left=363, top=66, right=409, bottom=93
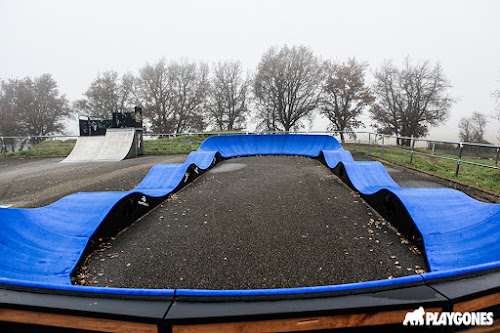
left=77, top=155, right=430, bottom=290
left=0, top=155, right=187, bottom=208
left=0, top=151, right=446, bottom=209
left=0, top=151, right=453, bottom=290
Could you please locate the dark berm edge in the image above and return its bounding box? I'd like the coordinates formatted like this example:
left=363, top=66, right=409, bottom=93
left=0, top=153, right=498, bottom=332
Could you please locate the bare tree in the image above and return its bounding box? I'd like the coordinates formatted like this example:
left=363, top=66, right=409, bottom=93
left=459, top=112, right=487, bottom=143
left=121, top=73, right=140, bottom=111
left=0, top=79, right=24, bottom=137
left=471, top=112, right=487, bottom=143
left=493, top=86, right=500, bottom=142
left=168, top=60, right=209, bottom=133
left=137, top=58, right=172, bottom=133
left=253, top=45, right=323, bottom=132
left=370, top=58, right=454, bottom=145
left=321, top=58, right=373, bottom=143
left=0, top=74, right=71, bottom=138
left=138, top=59, right=209, bottom=133
left=75, top=71, right=137, bottom=119
left=458, top=117, right=474, bottom=143
left=208, top=61, right=250, bottom=131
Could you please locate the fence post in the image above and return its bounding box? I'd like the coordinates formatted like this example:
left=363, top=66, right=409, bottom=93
left=0, top=137, right=4, bottom=157
left=409, top=138, right=415, bottom=164
left=495, top=148, right=499, bottom=167
left=353, top=133, right=357, bottom=151
left=368, top=133, right=371, bottom=155
left=28, top=137, right=32, bottom=155
left=431, top=142, right=435, bottom=155
left=189, top=135, right=192, bottom=152
left=455, top=143, right=463, bottom=177
left=381, top=135, right=385, bottom=158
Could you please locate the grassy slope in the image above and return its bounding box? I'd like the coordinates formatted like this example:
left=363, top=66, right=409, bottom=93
left=350, top=144, right=500, bottom=194
left=1, top=140, right=76, bottom=158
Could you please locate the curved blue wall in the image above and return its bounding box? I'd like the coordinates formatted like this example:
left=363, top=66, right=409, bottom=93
left=0, top=134, right=498, bottom=297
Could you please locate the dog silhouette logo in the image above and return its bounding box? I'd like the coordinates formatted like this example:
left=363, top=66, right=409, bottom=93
left=403, top=306, right=425, bottom=326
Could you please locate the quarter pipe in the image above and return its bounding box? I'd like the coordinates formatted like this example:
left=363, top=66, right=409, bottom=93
left=62, top=128, right=142, bottom=163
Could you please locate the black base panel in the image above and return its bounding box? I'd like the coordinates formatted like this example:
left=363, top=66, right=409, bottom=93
left=165, top=285, right=447, bottom=325
left=427, top=269, right=500, bottom=305
left=0, top=288, right=171, bottom=324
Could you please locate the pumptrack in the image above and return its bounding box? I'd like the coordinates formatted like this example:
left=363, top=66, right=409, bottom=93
left=1, top=134, right=499, bottom=332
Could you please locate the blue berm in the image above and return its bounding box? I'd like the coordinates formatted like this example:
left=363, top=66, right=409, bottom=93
left=0, top=134, right=499, bottom=297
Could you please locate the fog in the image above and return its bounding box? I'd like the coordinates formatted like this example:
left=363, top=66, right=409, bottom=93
left=0, top=0, right=499, bottom=142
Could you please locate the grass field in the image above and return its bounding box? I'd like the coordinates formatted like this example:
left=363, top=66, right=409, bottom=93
left=351, top=144, right=500, bottom=194
left=1, top=139, right=76, bottom=158
left=0, top=133, right=246, bottom=157
left=144, top=134, right=205, bottom=154
left=2, top=135, right=499, bottom=194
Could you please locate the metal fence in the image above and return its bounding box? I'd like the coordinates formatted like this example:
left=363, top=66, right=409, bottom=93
left=140, top=130, right=500, bottom=177
left=2, top=131, right=499, bottom=178
left=364, top=132, right=500, bottom=176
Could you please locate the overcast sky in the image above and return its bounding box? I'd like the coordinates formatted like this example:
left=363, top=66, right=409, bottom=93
left=1, top=0, right=499, bottom=142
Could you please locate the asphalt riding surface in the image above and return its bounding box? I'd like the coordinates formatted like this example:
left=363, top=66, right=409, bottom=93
left=79, top=156, right=428, bottom=290
left=0, top=155, right=188, bottom=208
left=0, top=151, right=446, bottom=208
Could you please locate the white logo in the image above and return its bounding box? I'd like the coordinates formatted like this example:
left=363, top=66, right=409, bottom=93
left=403, top=307, right=494, bottom=326
left=403, top=306, right=425, bottom=326
left=138, top=196, right=149, bottom=207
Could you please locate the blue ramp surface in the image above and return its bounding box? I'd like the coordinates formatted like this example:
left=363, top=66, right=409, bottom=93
left=0, top=134, right=498, bottom=297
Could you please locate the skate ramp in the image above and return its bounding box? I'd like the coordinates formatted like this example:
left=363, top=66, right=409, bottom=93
left=61, top=128, right=137, bottom=163
left=61, top=136, right=105, bottom=162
